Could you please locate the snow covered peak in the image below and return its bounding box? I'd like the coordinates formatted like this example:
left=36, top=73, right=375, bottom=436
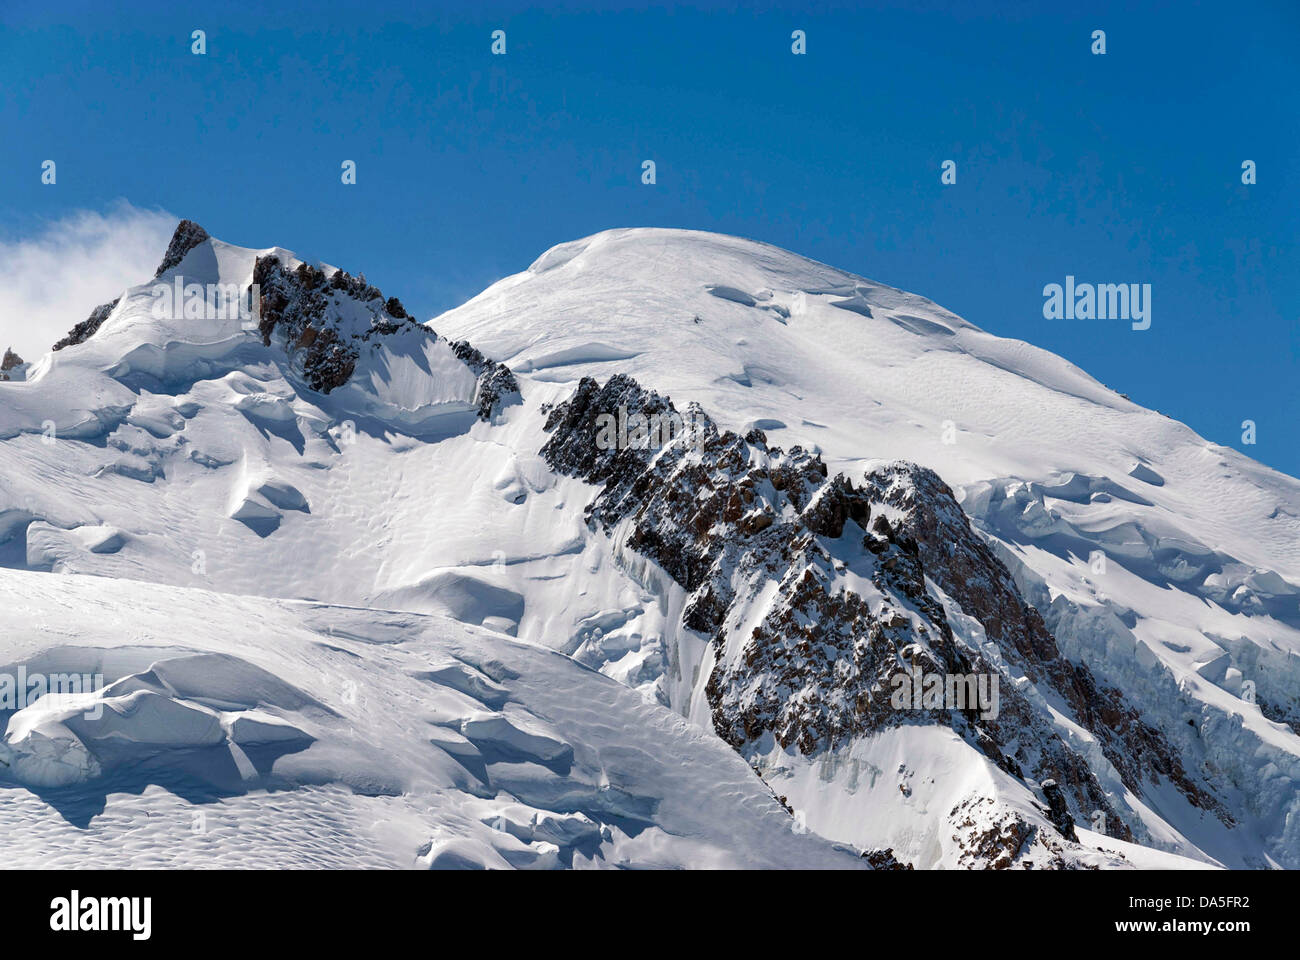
left=154, top=218, right=212, bottom=278
left=524, top=227, right=922, bottom=301
left=437, top=227, right=1300, bottom=583
left=3, top=220, right=1299, bottom=870
left=9, top=220, right=518, bottom=443
left=454, top=226, right=978, bottom=372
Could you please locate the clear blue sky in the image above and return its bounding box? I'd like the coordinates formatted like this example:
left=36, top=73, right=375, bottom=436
left=2, top=0, right=1297, bottom=474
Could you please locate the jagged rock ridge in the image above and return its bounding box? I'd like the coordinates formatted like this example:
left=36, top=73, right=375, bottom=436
left=251, top=255, right=425, bottom=394
left=52, top=298, right=119, bottom=352
left=447, top=340, right=521, bottom=421
left=45, top=219, right=518, bottom=420
left=863, top=464, right=1231, bottom=826
left=540, top=373, right=1249, bottom=860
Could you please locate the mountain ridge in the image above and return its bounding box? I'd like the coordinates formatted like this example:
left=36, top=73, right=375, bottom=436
left=1, top=219, right=1296, bottom=868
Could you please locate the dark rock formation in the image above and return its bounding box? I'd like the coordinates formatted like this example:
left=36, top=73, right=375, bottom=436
left=863, top=463, right=1230, bottom=828
left=53, top=298, right=119, bottom=351
left=385, top=296, right=410, bottom=320
left=948, top=797, right=1094, bottom=870
left=253, top=256, right=360, bottom=393
left=251, top=255, right=441, bottom=395
left=861, top=848, right=914, bottom=870
left=48, top=219, right=515, bottom=419
left=448, top=340, right=521, bottom=421
left=154, top=219, right=210, bottom=277
left=541, top=375, right=1160, bottom=853
left=251, top=256, right=516, bottom=416
left=1, top=347, right=23, bottom=381
left=1041, top=779, right=1079, bottom=842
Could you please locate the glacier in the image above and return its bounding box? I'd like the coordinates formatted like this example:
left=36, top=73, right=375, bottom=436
left=1, top=221, right=1296, bottom=869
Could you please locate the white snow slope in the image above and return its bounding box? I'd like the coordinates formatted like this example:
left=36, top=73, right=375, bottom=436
left=0, top=567, right=858, bottom=868
left=1, top=223, right=1295, bottom=868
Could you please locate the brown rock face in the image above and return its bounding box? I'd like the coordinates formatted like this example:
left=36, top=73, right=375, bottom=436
left=1, top=347, right=23, bottom=381
left=47, top=219, right=515, bottom=422
left=253, top=256, right=354, bottom=393
left=863, top=463, right=1230, bottom=829
left=539, top=375, right=1216, bottom=852
left=250, top=256, right=516, bottom=418
left=861, top=848, right=914, bottom=870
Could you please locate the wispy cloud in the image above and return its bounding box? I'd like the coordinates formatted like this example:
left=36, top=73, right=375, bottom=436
left=0, top=202, right=177, bottom=363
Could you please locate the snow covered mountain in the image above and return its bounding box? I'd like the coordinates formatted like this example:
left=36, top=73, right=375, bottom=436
left=1, top=221, right=1296, bottom=869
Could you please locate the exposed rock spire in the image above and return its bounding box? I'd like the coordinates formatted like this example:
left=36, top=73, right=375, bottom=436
left=154, top=219, right=210, bottom=277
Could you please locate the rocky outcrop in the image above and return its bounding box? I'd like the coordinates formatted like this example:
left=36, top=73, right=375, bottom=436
left=543, top=374, right=874, bottom=639
left=251, top=256, right=517, bottom=418
left=863, top=463, right=1231, bottom=828
left=252, top=256, right=431, bottom=395
left=949, top=797, right=1096, bottom=870
left=50, top=219, right=515, bottom=419
left=52, top=298, right=119, bottom=352
left=541, top=376, right=918, bottom=754
left=154, top=219, right=210, bottom=277
left=1041, top=779, right=1079, bottom=842
left=1, top=347, right=24, bottom=381
left=254, top=256, right=361, bottom=393
left=540, top=375, right=1158, bottom=855
left=860, top=848, right=914, bottom=870
left=448, top=340, right=521, bottom=421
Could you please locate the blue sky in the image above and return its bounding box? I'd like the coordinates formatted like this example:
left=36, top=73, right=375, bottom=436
left=1, top=0, right=1297, bottom=474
